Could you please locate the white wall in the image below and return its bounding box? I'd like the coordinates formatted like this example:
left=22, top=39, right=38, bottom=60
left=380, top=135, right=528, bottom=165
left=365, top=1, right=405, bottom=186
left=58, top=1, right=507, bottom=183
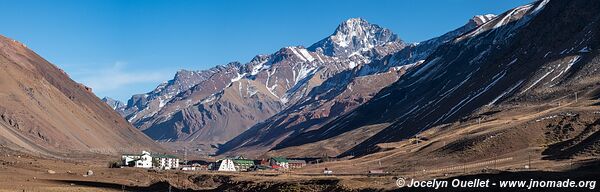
left=218, top=159, right=236, bottom=171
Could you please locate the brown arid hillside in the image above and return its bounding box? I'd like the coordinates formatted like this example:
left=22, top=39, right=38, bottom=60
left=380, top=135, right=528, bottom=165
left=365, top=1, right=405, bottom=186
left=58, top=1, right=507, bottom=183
left=292, top=99, right=600, bottom=190
left=0, top=35, right=162, bottom=157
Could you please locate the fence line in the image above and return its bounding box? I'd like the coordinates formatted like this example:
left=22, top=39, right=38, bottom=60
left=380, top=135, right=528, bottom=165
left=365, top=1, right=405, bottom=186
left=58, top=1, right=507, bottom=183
left=424, top=157, right=514, bottom=173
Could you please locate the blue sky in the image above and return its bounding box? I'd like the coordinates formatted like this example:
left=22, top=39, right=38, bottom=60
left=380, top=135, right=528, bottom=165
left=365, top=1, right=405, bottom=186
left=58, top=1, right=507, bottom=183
left=0, top=0, right=531, bottom=101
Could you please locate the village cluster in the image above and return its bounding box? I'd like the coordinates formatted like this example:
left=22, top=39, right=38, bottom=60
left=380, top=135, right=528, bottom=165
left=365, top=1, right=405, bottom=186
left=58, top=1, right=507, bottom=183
left=119, top=151, right=309, bottom=172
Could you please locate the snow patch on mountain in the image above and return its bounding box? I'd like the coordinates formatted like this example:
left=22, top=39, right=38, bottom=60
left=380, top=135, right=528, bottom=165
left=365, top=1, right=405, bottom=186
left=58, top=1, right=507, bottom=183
left=298, top=48, right=315, bottom=62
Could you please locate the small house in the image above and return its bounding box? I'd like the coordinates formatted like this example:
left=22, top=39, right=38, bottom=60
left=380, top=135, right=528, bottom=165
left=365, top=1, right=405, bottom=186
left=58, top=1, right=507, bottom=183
left=250, top=165, right=274, bottom=171
left=121, top=151, right=152, bottom=168
left=270, top=157, right=289, bottom=169
left=182, top=160, right=211, bottom=171
left=181, top=165, right=195, bottom=171
left=181, top=164, right=209, bottom=171
left=288, top=159, right=307, bottom=169
left=323, top=168, right=333, bottom=174
left=255, top=159, right=269, bottom=166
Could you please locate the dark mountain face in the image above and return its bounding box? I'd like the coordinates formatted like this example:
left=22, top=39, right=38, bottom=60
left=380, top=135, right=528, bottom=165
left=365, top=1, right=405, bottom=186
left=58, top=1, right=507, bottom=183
left=272, top=0, right=600, bottom=157
left=355, top=15, right=496, bottom=77
left=217, top=15, right=496, bottom=156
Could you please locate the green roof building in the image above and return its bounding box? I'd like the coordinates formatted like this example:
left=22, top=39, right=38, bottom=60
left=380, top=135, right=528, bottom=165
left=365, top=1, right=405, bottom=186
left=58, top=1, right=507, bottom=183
left=232, top=159, right=255, bottom=171
left=271, top=157, right=288, bottom=163
left=152, top=154, right=178, bottom=159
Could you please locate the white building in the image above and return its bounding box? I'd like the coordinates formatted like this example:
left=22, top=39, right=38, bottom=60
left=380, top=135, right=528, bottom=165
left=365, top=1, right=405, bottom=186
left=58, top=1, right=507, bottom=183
left=181, top=165, right=196, bottom=171
left=121, top=151, right=153, bottom=169
left=217, top=158, right=236, bottom=171
left=121, top=151, right=179, bottom=169
left=153, top=154, right=180, bottom=170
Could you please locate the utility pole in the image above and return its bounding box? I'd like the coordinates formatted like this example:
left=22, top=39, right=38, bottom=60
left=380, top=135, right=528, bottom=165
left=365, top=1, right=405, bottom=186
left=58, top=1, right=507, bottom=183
left=570, top=158, right=573, bottom=170
left=166, top=171, right=172, bottom=192
left=494, top=154, right=497, bottom=170
left=170, top=177, right=173, bottom=192
left=415, top=135, right=419, bottom=145
left=412, top=161, right=415, bottom=178
left=575, top=92, right=578, bottom=103
left=528, top=151, right=531, bottom=169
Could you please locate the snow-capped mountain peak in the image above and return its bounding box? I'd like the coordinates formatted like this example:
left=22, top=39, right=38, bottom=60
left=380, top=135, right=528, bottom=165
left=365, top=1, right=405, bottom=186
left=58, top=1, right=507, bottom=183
left=308, top=18, right=402, bottom=57
left=101, top=97, right=125, bottom=110
left=333, top=18, right=372, bottom=38
left=471, top=14, right=497, bottom=25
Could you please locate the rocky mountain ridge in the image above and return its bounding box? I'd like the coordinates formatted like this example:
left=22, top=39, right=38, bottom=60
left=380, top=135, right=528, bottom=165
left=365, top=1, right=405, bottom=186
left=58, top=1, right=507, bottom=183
left=218, top=14, right=498, bottom=156
left=111, top=18, right=406, bottom=149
